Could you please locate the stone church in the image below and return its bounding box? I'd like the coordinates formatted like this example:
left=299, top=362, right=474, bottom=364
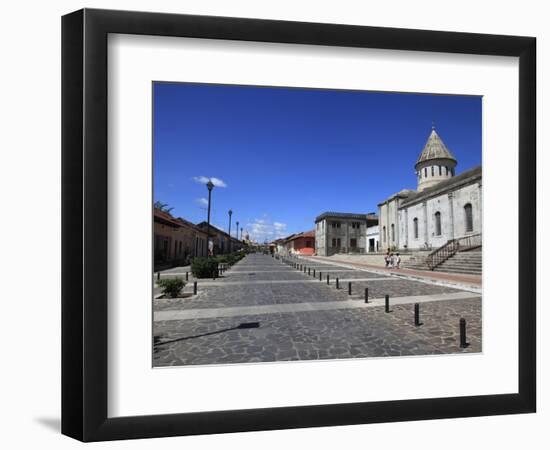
left=378, top=126, right=482, bottom=251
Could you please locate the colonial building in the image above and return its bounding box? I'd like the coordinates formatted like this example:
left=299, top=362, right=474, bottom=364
left=154, top=209, right=208, bottom=269
left=314, top=212, right=379, bottom=256
left=280, top=230, right=315, bottom=255
left=196, top=222, right=244, bottom=255
left=378, top=127, right=482, bottom=251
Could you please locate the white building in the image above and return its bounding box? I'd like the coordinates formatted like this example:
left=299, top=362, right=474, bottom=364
left=366, top=224, right=380, bottom=253
left=378, top=127, right=482, bottom=251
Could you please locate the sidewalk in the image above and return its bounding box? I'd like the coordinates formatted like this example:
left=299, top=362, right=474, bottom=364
left=307, top=255, right=481, bottom=290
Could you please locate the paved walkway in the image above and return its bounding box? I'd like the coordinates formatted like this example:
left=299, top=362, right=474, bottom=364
left=153, top=253, right=482, bottom=366
left=305, top=255, right=482, bottom=288
left=155, top=291, right=480, bottom=321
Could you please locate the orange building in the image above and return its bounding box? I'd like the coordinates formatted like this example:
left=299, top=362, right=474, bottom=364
left=282, top=230, right=315, bottom=255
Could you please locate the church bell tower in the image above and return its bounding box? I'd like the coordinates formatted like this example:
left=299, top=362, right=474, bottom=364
left=415, top=125, right=457, bottom=192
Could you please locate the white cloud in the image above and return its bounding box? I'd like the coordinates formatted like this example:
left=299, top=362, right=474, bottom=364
left=246, top=218, right=288, bottom=243
left=192, top=176, right=227, bottom=188
left=195, top=197, right=208, bottom=207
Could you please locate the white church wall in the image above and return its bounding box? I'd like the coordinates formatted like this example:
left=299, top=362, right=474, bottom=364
left=397, top=177, right=482, bottom=251
left=452, top=182, right=482, bottom=237
left=426, top=193, right=452, bottom=249
left=379, top=199, right=400, bottom=251
left=403, top=202, right=426, bottom=250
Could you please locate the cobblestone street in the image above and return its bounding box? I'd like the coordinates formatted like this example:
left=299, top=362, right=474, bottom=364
left=153, top=253, right=482, bottom=366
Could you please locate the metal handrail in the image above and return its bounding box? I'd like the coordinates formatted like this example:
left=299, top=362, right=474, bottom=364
left=426, top=233, right=482, bottom=270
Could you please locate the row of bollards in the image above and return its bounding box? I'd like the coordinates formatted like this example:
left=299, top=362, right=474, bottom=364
left=277, top=257, right=469, bottom=349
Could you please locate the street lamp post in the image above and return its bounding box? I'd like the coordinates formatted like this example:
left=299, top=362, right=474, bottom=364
left=228, top=209, right=233, bottom=254
left=235, top=221, right=239, bottom=249
left=240, top=227, right=243, bottom=241
left=206, top=180, right=214, bottom=257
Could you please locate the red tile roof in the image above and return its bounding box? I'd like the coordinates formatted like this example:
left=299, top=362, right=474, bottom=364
left=286, top=230, right=315, bottom=241
left=154, top=208, right=206, bottom=234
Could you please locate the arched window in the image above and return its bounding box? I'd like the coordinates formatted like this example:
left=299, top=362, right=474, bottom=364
left=413, top=218, right=419, bottom=239
left=431, top=166, right=434, bottom=176
left=435, top=212, right=442, bottom=236
left=464, top=203, right=473, bottom=232
left=439, top=166, right=442, bottom=176
left=446, top=166, right=449, bottom=176
left=383, top=226, right=386, bottom=242
left=424, top=167, right=427, bottom=177
left=391, top=224, right=395, bottom=241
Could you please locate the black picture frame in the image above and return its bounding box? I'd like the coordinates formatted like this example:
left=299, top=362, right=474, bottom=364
left=61, top=8, right=536, bottom=442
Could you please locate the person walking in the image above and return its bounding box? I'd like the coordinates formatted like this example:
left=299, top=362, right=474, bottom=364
left=394, top=253, right=401, bottom=269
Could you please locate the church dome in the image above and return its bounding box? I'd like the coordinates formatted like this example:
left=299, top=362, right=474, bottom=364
left=415, top=127, right=457, bottom=170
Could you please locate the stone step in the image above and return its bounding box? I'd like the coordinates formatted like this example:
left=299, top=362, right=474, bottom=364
left=434, top=268, right=481, bottom=275
left=440, top=266, right=482, bottom=271
left=441, top=260, right=482, bottom=265
left=448, top=256, right=482, bottom=261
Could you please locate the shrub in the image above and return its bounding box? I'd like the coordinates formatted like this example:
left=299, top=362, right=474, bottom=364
left=157, top=277, right=186, bottom=298
left=191, top=257, right=219, bottom=278
left=214, top=252, right=244, bottom=267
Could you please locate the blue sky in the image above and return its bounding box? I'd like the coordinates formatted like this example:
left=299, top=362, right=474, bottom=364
left=153, top=82, right=481, bottom=243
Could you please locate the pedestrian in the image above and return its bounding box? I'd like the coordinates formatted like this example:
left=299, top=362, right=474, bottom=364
left=384, top=252, right=390, bottom=268
left=389, top=253, right=395, bottom=268
left=394, top=252, right=401, bottom=269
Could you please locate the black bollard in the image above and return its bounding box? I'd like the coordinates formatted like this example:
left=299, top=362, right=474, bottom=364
left=414, top=303, right=421, bottom=326
left=304, top=266, right=306, bottom=273
left=364, top=287, right=369, bottom=303
left=327, top=274, right=330, bottom=285
left=319, top=271, right=322, bottom=281
left=348, top=282, right=352, bottom=296
left=313, top=269, right=316, bottom=277
left=186, top=271, right=189, bottom=281
left=460, top=318, right=469, bottom=348
left=308, top=268, right=311, bottom=276
left=385, top=294, right=390, bottom=313
left=157, top=272, right=160, bottom=281
left=193, top=281, right=197, bottom=295
left=336, top=278, right=339, bottom=289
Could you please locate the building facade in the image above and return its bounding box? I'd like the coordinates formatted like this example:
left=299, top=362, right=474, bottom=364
left=280, top=230, right=315, bottom=255
left=196, top=222, right=244, bottom=255
left=314, top=212, right=379, bottom=256
left=378, top=127, right=482, bottom=251
left=154, top=209, right=208, bottom=269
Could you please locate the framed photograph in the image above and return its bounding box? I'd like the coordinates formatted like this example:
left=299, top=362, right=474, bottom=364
left=62, top=8, right=536, bottom=442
